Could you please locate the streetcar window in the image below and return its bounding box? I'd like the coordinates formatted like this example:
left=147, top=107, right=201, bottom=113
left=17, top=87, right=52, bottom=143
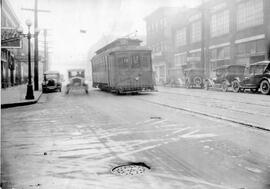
left=141, top=55, right=149, bottom=68
left=118, top=57, right=129, bottom=68
left=132, top=55, right=140, bottom=68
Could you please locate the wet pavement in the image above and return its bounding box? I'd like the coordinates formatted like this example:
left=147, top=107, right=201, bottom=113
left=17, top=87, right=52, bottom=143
left=1, top=87, right=270, bottom=189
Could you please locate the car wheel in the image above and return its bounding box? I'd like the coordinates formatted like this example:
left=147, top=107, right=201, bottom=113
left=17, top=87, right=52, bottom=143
left=260, top=80, right=270, bottom=95
left=222, top=81, right=228, bottom=92
left=232, top=80, right=240, bottom=93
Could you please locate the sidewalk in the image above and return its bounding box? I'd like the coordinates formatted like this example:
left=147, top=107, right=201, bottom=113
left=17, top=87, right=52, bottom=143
left=1, top=85, right=42, bottom=108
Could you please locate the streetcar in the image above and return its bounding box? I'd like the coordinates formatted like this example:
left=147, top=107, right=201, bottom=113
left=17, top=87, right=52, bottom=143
left=91, top=38, right=155, bottom=94
left=65, top=69, right=88, bottom=94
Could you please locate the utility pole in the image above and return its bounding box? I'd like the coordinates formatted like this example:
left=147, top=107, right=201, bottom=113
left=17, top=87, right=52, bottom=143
left=43, top=29, right=48, bottom=73
left=201, top=0, right=206, bottom=75
left=22, top=0, right=50, bottom=91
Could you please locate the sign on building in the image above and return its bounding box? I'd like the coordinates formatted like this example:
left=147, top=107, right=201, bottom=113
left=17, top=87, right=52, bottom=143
left=1, top=27, right=21, bottom=48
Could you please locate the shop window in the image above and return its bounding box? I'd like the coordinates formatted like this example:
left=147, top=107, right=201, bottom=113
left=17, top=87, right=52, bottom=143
left=256, top=40, right=265, bottom=53
left=237, top=40, right=266, bottom=56
left=210, top=49, right=217, bottom=60
left=174, top=53, right=187, bottom=66
left=246, top=41, right=256, bottom=55
left=237, top=43, right=246, bottom=55
left=224, top=46, right=230, bottom=59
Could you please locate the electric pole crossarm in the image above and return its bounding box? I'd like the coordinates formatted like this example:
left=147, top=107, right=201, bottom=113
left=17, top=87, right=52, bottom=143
left=21, top=8, right=51, bottom=13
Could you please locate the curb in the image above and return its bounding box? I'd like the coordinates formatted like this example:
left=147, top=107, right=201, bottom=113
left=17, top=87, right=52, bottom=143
left=1, top=92, right=43, bottom=109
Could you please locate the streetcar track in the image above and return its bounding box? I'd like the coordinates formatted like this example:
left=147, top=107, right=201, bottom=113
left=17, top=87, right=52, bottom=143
left=135, top=97, right=270, bottom=132
left=159, top=90, right=270, bottom=108
left=153, top=93, right=269, bottom=117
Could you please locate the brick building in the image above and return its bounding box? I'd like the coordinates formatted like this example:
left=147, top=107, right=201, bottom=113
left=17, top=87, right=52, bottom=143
left=171, top=0, right=270, bottom=81
left=144, top=7, right=185, bottom=85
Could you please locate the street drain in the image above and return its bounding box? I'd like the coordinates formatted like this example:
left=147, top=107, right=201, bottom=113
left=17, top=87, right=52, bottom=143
left=111, top=162, right=151, bottom=176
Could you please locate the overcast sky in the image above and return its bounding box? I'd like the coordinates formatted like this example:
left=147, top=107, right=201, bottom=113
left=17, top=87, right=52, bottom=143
left=9, top=0, right=201, bottom=76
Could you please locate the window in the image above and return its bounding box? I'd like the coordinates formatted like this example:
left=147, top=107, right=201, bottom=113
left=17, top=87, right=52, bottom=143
left=141, top=55, right=150, bottom=68
left=174, top=53, right=187, bottom=66
left=132, top=55, right=140, bottom=68
left=237, top=0, right=263, bottom=30
left=175, top=28, right=186, bottom=47
left=236, top=40, right=266, bottom=56
left=118, top=57, right=129, bottom=68
left=256, top=40, right=265, bottom=53
left=224, top=46, right=230, bottom=59
left=210, top=49, right=217, bottom=60
left=191, top=21, right=201, bottom=43
left=190, top=51, right=201, bottom=58
left=210, top=46, right=230, bottom=60
left=211, top=10, right=229, bottom=37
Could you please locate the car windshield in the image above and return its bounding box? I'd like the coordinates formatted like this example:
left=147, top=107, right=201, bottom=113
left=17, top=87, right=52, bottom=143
left=69, top=70, right=85, bottom=78
left=45, top=74, right=59, bottom=79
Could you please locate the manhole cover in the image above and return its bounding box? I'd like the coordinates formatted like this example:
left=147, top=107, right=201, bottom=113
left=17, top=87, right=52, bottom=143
left=111, top=162, right=150, bottom=176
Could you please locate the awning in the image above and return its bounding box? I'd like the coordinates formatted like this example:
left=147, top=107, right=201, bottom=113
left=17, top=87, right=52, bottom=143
left=1, top=27, right=21, bottom=48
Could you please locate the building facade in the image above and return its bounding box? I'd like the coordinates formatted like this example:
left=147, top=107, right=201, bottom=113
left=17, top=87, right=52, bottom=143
left=144, top=7, right=184, bottom=85
left=1, top=0, right=44, bottom=88
left=1, top=0, right=21, bottom=88
left=170, top=0, right=270, bottom=81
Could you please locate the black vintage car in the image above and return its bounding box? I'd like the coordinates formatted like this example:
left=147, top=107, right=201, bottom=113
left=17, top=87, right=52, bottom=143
left=66, top=69, right=88, bottom=94
left=231, top=61, right=270, bottom=95
left=205, top=65, right=246, bottom=92
left=183, top=68, right=204, bottom=88
left=42, top=71, right=62, bottom=93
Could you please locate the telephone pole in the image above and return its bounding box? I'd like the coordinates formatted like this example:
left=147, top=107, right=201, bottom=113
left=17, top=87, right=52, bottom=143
left=43, top=29, right=48, bottom=73
left=22, top=0, right=50, bottom=91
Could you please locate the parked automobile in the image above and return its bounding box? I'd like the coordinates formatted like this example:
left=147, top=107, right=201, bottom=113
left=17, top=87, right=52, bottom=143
left=66, top=69, right=88, bottom=94
left=183, top=68, right=204, bottom=88
left=204, top=65, right=246, bottom=92
left=231, top=61, right=270, bottom=95
left=42, top=71, right=62, bottom=93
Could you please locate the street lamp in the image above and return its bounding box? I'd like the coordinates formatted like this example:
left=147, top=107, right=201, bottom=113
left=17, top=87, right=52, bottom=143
left=18, top=19, right=35, bottom=99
